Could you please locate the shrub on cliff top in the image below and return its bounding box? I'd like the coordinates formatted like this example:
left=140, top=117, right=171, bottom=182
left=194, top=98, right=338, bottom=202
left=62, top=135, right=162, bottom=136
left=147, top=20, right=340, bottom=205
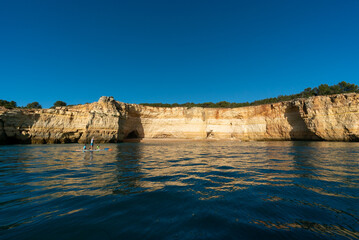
left=26, top=102, right=42, bottom=109
left=53, top=101, right=67, bottom=108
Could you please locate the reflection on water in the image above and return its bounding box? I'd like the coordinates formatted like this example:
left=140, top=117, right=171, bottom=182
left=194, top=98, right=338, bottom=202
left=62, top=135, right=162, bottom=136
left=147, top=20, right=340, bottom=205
left=0, top=141, right=358, bottom=239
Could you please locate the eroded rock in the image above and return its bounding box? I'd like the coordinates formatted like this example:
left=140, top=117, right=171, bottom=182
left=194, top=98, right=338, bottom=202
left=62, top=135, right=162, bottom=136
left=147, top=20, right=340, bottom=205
left=0, top=94, right=358, bottom=144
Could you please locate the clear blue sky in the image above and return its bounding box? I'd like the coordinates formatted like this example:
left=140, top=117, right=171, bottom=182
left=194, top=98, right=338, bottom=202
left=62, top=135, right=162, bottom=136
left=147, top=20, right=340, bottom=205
left=1, top=0, right=359, bottom=108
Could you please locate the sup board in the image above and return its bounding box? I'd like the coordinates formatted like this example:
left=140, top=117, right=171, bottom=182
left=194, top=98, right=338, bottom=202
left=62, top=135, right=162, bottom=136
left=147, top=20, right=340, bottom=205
left=75, top=148, right=112, bottom=152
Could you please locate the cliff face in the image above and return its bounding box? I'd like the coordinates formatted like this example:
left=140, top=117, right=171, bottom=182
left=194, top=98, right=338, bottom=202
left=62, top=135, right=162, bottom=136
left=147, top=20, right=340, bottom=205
left=0, top=97, right=125, bottom=144
left=0, top=94, right=358, bottom=144
left=295, top=94, right=359, bottom=141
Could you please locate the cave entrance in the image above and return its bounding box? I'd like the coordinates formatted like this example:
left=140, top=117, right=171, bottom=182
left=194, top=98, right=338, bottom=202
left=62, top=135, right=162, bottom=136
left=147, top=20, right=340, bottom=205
left=125, top=130, right=140, bottom=139
left=124, top=130, right=142, bottom=142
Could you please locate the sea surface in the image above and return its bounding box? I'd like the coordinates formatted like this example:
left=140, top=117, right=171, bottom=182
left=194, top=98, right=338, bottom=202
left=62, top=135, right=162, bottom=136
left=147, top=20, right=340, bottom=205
left=0, top=141, right=358, bottom=240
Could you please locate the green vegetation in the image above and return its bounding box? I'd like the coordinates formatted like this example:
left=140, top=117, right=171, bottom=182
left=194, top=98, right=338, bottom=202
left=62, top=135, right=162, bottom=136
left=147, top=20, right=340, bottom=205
left=26, top=102, right=42, bottom=109
left=0, top=100, right=17, bottom=109
left=53, top=101, right=67, bottom=107
left=0, top=82, right=358, bottom=110
left=140, top=81, right=359, bottom=108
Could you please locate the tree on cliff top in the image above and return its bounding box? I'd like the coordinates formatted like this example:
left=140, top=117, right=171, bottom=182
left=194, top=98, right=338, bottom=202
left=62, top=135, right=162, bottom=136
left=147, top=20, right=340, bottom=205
left=140, top=81, right=359, bottom=108
left=26, top=102, right=42, bottom=109
left=0, top=100, right=17, bottom=109
left=53, top=101, right=67, bottom=108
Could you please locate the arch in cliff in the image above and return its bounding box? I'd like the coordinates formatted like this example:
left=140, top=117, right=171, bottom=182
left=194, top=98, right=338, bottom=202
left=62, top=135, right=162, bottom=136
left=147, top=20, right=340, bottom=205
left=123, top=130, right=143, bottom=142
left=125, top=130, right=140, bottom=139
left=123, top=129, right=144, bottom=142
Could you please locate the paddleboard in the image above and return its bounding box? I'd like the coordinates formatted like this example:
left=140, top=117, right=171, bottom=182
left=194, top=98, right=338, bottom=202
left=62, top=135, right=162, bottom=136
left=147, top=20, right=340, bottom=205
left=75, top=148, right=112, bottom=152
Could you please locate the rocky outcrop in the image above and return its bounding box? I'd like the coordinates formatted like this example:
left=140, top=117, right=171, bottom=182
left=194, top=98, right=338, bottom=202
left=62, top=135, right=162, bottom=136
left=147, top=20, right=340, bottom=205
left=0, top=97, right=125, bottom=144
left=0, top=93, right=358, bottom=144
left=294, top=94, right=359, bottom=141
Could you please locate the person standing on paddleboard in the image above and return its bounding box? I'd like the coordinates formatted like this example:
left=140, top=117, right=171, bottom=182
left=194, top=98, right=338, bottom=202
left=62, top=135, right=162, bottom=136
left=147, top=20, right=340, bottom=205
left=90, top=137, right=94, bottom=150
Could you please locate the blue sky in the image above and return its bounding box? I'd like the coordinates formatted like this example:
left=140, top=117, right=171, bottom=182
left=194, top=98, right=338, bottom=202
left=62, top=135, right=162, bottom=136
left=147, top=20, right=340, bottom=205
left=1, top=0, right=359, bottom=108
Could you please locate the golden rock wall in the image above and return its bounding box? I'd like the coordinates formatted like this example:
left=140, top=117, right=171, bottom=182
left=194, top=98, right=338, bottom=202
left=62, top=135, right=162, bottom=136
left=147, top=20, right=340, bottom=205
left=0, top=93, right=358, bottom=144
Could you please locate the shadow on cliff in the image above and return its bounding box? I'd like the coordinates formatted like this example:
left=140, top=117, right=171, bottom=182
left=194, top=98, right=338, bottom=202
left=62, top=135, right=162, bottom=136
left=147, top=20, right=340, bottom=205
left=284, top=105, right=322, bottom=141
left=0, top=111, right=41, bottom=145
left=118, top=104, right=145, bottom=143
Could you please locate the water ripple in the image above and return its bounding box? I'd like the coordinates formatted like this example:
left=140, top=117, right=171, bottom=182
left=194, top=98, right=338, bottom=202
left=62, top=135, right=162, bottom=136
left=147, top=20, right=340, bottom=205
left=0, top=141, right=358, bottom=239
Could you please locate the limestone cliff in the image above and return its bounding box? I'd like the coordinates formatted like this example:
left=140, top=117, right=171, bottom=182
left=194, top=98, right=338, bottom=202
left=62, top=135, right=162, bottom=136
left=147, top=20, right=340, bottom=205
left=0, top=96, right=124, bottom=144
left=0, top=93, right=358, bottom=144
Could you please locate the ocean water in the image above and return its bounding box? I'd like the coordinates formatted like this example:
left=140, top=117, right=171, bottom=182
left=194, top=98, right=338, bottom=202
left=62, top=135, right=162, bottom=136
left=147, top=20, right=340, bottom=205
left=0, top=141, right=358, bottom=240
